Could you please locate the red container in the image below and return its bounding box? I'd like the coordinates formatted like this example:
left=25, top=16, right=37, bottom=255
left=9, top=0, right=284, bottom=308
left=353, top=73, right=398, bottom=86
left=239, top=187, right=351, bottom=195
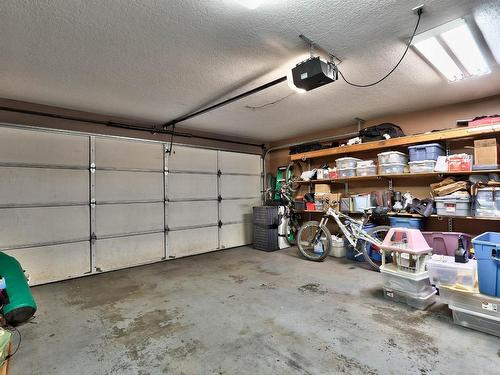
left=329, top=170, right=338, bottom=179
left=448, top=155, right=472, bottom=172
left=305, top=202, right=316, bottom=211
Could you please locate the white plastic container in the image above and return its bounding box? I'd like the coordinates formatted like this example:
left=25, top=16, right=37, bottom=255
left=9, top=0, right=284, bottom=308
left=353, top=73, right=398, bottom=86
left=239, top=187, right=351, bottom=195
left=329, top=236, right=346, bottom=257
left=408, top=160, right=436, bottom=173
left=384, top=287, right=437, bottom=310
left=439, top=285, right=500, bottom=319
left=435, top=195, right=472, bottom=217
left=356, top=165, right=377, bottom=176
left=378, top=163, right=406, bottom=175
left=352, top=194, right=371, bottom=212
left=380, top=264, right=434, bottom=295
left=378, top=151, right=408, bottom=165
left=336, top=157, right=362, bottom=169
left=426, top=255, right=477, bottom=290
left=450, top=305, right=500, bottom=337
left=357, top=160, right=375, bottom=167
left=338, top=167, right=356, bottom=178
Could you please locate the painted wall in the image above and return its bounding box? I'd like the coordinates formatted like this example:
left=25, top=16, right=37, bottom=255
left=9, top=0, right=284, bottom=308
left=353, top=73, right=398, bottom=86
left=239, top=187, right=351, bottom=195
left=0, top=98, right=264, bottom=154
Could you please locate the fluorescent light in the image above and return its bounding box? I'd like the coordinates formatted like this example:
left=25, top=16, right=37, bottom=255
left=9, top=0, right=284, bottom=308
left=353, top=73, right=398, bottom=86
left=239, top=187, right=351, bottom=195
left=412, top=18, right=491, bottom=82
left=414, top=37, right=464, bottom=81
left=286, top=71, right=306, bottom=94
left=441, top=22, right=490, bottom=76
left=236, top=0, right=263, bottom=9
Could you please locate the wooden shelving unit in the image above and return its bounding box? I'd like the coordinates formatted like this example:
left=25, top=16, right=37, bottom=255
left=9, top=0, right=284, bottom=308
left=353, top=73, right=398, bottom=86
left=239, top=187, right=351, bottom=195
left=297, top=170, right=500, bottom=184
left=290, top=125, right=500, bottom=161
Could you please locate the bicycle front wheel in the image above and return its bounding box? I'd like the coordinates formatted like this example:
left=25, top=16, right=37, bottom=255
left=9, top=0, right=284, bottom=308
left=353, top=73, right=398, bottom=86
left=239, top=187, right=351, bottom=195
left=360, top=225, right=391, bottom=271
left=297, top=221, right=331, bottom=262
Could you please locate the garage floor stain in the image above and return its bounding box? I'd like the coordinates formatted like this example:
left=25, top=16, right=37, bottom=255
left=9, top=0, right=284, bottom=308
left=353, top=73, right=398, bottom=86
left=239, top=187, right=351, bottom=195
left=9, top=246, right=500, bottom=375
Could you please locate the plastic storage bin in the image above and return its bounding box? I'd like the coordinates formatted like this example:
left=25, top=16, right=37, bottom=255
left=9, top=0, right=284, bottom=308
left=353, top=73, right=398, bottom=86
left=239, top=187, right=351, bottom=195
left=426, top=255, right=477, bottom=290
left=340, top=197, right=351, bottom=213
left=338, top=167, right=356, bottom=178
left=435, top=195, right=472, bottom=217
left=356, top=165, right=377, bottom=176
left=383, top=288, right=437, bottom=310
left=408, top=143, right=445, bottom=162
left=253, top=206, right=279, bottom=226
left=381, top=265, right=434, bottom=295
left=472, top=232, right=500, bottom=297
left=439, top=285, right=500, bottom=319
left=352, top=194, right=371, bottom=212
left=408, top=160, right=436, bottom=173
left=475, top=187, right=500, bottom=217
left=378, top=163, right=406, bottom=175
left=421, top=232, right=472, bottom=256
left=450, top=305, right=500, bottom=337
left=377, top=151, right=408, bottom=165
left=389, top=217, right=424, bottom=230
left=336, top=157, right=361, bottom=169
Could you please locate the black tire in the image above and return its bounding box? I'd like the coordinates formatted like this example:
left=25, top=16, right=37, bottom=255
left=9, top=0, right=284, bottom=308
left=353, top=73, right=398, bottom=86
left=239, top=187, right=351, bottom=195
left=285, top=161, right=304, bottom=191
left=360, top=225, right=391, bottom=271
left=297, top=221, right=331, bottom=262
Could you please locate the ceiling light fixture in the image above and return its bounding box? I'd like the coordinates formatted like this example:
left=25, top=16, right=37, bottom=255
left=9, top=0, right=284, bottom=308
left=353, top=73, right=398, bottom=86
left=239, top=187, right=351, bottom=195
left=412, top=18, right=491, bottom=82
left=235, top=0, right=263, bottom=9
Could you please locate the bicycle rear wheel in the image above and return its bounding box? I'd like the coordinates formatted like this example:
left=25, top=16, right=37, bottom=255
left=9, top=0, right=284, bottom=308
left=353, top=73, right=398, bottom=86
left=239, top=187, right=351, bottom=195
left=297, top=221, right=331, bottom=262
left=359, top=225, right=391, bottom=271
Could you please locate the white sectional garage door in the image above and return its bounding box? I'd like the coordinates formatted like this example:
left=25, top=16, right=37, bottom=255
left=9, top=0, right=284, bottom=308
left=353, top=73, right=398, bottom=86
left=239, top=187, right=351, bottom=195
left=0, top=127, right=91, bottom=285
left=0, top=124, right=262, bottom=285
left=218, top=151, right=262, bottom=248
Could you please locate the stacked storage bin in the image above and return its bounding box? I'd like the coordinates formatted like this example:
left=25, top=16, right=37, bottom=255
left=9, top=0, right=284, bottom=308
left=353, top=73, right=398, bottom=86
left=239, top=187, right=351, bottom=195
left=377, top=151, right=408, bottom=175
left=335, top=157, right=360, bottom=178
left=428, top=232, right=500, bottom=337
left=379, top=228, right=436, bottom=309
left=407, top=143, right=445, bottom=173
left=474, top=187, right=500, bottom=217
left=253, top=206, right=279, bottom=251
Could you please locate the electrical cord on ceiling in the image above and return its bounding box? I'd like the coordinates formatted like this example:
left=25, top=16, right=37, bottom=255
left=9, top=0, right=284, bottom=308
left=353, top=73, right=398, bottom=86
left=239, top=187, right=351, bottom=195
left=337, top=8, right=423, bottom=88
left=245, top=93, right=296, bottom=110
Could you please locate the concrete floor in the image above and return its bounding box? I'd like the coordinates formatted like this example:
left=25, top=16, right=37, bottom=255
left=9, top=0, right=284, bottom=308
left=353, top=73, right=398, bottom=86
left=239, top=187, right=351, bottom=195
left=10, top=246, right=499, bottom=375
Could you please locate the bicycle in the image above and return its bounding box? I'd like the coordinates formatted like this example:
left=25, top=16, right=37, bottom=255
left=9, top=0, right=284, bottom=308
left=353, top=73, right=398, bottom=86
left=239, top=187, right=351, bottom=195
left=296, top=198, right=390, bottom=271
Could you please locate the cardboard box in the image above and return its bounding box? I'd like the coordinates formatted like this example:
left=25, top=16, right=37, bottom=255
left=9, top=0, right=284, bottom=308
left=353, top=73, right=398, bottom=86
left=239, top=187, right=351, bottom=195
left=314, top=184, right=331, bottom=194
left=474, top=138, right=499, bottom=166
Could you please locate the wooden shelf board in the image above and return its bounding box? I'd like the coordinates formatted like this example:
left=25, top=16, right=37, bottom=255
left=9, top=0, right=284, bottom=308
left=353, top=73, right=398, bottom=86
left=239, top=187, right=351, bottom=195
left=290, top=125, right=500, bottom=161
left=296, top=170, right=500, bottom=184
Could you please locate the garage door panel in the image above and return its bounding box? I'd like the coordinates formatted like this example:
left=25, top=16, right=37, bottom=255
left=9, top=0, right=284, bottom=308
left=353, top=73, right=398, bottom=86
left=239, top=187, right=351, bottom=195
left=0, top=206, right=90, bottom=247
left=168, top=146, right=217, bottom=172
left=168, top=227, right=218, bottom=258
left=0, top=127, right=89, bottom=167
left=96, top=171, right=163, bottom=202
left=3, top=242, right=90, bottom=285
left=95, top=138, right=163, bottom=170
left=167, top=201, right=218, bottom=228
left=220, top=175, right=261, bottom=198
left=220, top=198, right=261, bottom=223
left=220, top=223, right=253, bottom=249
left=95, top=233, right=164, bottom=271
left=167, top=173, right=217, bottom=200
left=0, top=168, right=89, bottom=205
left=96, top=203, right=164, bottom=237
left=218, top=151, right=261, bottom=174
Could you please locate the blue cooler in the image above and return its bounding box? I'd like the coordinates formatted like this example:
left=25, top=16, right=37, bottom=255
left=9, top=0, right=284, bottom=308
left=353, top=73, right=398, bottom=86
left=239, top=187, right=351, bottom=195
left=472, top=232, right=500, bottom=297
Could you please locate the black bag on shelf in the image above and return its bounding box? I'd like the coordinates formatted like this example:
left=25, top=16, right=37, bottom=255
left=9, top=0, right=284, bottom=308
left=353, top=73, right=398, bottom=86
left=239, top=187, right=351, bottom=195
left=359, top=123, right=405, bottom=142
left=289, top=142, right=322, bottom=155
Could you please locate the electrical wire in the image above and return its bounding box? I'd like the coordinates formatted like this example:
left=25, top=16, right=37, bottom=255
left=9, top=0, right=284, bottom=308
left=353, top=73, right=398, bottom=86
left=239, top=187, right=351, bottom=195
left=4, top=326, right=21, bottom=360
left=245, top=93, right=296, bottom=110
left=337, top=9, right=422, bottom=88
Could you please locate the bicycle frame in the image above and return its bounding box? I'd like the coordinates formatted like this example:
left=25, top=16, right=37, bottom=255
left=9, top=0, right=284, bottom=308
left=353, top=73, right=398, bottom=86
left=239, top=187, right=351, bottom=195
left=318, top=207, right=383, bottom=251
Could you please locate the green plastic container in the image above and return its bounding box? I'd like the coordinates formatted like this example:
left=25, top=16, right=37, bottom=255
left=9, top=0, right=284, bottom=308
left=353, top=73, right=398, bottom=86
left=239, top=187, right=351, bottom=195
left=0, top=252, right=37, bottom=325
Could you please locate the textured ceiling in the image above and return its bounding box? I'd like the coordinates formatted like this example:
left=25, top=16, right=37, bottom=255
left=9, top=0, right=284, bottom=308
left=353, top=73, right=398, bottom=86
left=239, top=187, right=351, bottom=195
left=1, top=0, right=500, bottom=142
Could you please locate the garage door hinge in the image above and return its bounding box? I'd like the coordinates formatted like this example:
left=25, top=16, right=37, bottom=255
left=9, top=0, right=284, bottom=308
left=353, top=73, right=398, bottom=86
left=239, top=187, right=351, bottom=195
left=218, top=195, right=222, bottom=202
left=218, top=220, right=223, bottom=228
left=217, top=170, right=222, bottom=177
left=90, top=163, right=96, bottom=172
left=91, top=233, right=97, bottom=244
left=165, top=226, right=170, bottom=233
